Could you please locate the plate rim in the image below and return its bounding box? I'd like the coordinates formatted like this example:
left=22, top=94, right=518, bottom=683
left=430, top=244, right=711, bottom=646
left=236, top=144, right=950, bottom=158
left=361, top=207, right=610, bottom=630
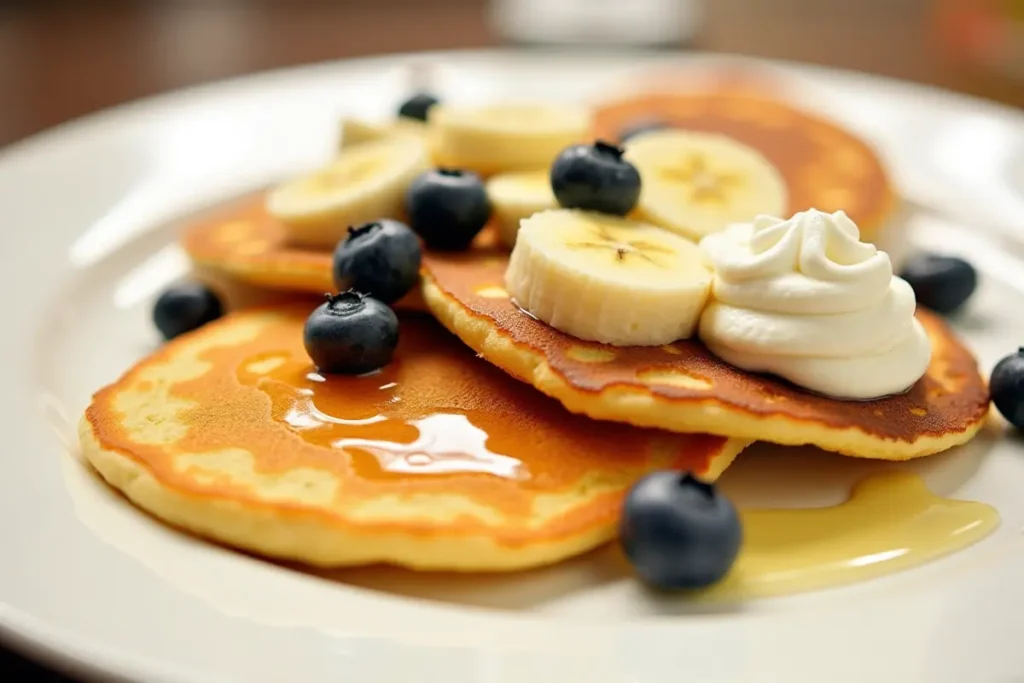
left=2, top=47, right=1023, bottom=683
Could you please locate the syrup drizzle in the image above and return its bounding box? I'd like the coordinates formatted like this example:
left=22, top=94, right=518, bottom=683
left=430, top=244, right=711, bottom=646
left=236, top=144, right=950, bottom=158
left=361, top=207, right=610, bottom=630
left=283, top=388, right=388, bottom=428
left=333, top=413, right=525, bottom=479
left=241, top=349, right=532, bottom=481
left=707, top=471, right=1000, bottom=599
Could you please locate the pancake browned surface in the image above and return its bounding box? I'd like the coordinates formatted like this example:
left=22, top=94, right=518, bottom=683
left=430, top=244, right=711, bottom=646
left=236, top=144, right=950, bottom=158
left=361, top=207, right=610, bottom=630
left=592, top=91, right=897, bottom=240
left=80, top=306, right=746, bottom=571
left=181, top=195, right=426, bottom=309
left=180, top=193, right=423, bottom=309
left=183, top=195, right=333, bottom=292
left=421, top=248, right=989, bottom=460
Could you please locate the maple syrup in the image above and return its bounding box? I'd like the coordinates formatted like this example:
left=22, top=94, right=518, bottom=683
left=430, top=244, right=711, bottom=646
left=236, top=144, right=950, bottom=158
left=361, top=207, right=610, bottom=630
left=235, top=316, right=721, bottom=484
left=708, top=471, right=999, bottom=598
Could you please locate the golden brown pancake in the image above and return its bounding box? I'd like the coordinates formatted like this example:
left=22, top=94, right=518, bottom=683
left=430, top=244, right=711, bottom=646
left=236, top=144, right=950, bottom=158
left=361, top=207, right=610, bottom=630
left=79, top=306, right=747, bottom=571
left=180, top=195, right=425, bottom=309
left=420, top=247, right=990, bottom=460
left=182, top=195, right=332, bottom=291
left=591, top=91, right=898, bottom=240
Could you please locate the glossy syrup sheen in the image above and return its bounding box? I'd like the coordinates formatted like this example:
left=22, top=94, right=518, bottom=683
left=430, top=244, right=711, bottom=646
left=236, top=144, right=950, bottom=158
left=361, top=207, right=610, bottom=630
left=707, top=472, right=1000, bottom=599
left=235, top=314, right=727, bottom=484
left=258, top=372, right=530, bottom=481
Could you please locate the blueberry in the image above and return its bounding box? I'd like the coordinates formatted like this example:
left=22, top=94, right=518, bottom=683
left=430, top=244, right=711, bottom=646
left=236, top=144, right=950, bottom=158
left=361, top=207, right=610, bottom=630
left=619, top=119, right=667, bottom=143
left=550, top=141, right=641, bottom=216
left=152, top=282, right=223, bottom=341
left=333, top=220, right=421, bottom=305
left=620, top=471, right=742, bottom=590
left=405, top=169, right=491, bottom=251
left=304, top=291, right=399, bottom=375
left=398, top=93, right=439, bottom=122
left=991, top=348, right=1024, bottom=430
left=899, top=253, right=977, bottom=315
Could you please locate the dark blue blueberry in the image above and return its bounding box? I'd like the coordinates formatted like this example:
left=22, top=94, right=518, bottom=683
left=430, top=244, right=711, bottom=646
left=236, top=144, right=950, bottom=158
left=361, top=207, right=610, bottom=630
left=899, top=253, right=977, bottom=315
left=333, top=220, right=421, bottom=305
left=303, top=291, right=399, bottom=375
left=550, top=141, right=641, bottom=216
left=405, top=168, right=491, bottom=251
left=619, top=119, right=667, bottom=143
left=620, top=471, right=742, bottom=590
left=991, top=348, right=1024, bottom=430
left=398, top=93, right=439, bottom=122
left=152, top=282, right=223, bottom=341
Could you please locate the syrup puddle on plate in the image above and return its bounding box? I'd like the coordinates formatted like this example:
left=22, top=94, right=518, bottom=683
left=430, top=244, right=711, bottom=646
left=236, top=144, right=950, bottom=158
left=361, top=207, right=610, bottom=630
left=706, top=470, right=999, bottom=599
left=329, top=468, right=999, bottom=605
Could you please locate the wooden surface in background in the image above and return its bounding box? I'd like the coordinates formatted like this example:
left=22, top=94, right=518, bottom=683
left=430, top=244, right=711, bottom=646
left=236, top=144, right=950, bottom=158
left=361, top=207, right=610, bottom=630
left=0, top=0, right=1018, bottom=148
left=0, top=0, right=1018, bottom=679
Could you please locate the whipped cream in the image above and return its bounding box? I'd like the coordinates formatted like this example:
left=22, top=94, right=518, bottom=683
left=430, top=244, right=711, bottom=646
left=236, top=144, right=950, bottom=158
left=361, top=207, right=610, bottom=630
left=698, top=209, right=931, bottom=400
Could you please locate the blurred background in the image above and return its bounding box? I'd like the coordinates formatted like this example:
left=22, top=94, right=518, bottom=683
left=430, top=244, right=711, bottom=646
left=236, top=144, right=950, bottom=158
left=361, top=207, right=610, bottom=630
left=0, top=0, right=1022, bottom=679
left=0, top=0, right=1022, bottom=149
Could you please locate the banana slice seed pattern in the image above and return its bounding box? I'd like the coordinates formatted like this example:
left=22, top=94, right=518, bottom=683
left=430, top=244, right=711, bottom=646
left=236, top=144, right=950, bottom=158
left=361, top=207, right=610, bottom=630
left=656, top=153, right=745, bottom=205
left=567, top=226, right=674, bottom=266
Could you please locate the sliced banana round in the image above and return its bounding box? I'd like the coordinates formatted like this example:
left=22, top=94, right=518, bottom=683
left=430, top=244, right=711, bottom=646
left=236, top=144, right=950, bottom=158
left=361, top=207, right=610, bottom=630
left=428, top=104, right=590, bottom=177
left=625, top=130, right=788, bottom=240
left=337, top=117, right=427, bottom=150
left=486, top=170, right=558, bottom=248
left=505, top=209, right=712, bottom=346
left=267, top=136, right=429, bottom=249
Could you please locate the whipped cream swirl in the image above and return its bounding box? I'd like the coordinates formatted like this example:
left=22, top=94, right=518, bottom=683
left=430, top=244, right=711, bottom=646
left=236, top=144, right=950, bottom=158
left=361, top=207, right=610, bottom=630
left=698, top=209, right=931, bottom=399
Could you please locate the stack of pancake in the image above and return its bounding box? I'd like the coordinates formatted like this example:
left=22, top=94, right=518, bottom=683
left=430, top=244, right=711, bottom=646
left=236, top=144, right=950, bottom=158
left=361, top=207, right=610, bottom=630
left=78, top=86, right=990, bottom=573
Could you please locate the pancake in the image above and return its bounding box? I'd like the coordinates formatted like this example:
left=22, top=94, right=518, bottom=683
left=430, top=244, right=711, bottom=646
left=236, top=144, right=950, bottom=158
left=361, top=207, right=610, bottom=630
left=181, top=195, right=426, bottom=310
left=420, top=248, right=990, bottom=460
left=79, top=306, right=747, bottom=572
left=191, top=264, right=322, bottom=312
left=617, top=64, right=790, bottom=99
left=591, top=90, right=898, bottom=241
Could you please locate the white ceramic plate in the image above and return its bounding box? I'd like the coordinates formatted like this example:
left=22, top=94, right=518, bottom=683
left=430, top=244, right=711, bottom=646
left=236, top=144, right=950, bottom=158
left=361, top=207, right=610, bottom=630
left=3, top=50, right=1024, bottom=683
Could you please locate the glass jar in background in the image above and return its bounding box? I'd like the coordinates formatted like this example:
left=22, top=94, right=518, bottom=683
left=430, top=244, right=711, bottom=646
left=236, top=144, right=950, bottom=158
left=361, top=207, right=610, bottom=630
left=489, top=0, right=704, bottom=47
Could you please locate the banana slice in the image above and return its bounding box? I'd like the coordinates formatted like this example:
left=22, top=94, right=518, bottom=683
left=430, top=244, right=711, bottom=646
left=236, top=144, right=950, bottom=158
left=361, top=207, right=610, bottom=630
left=267, top=136, right=429, bottom=249
left=625, top=130, right=788, bottom=240
left=505, top=209, right=712, bottom=346
left=338, top=117, right=426, bottom=149
left=486, top=170, right=558, bottom=248
left=428, top=104, right=590, bottom=177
